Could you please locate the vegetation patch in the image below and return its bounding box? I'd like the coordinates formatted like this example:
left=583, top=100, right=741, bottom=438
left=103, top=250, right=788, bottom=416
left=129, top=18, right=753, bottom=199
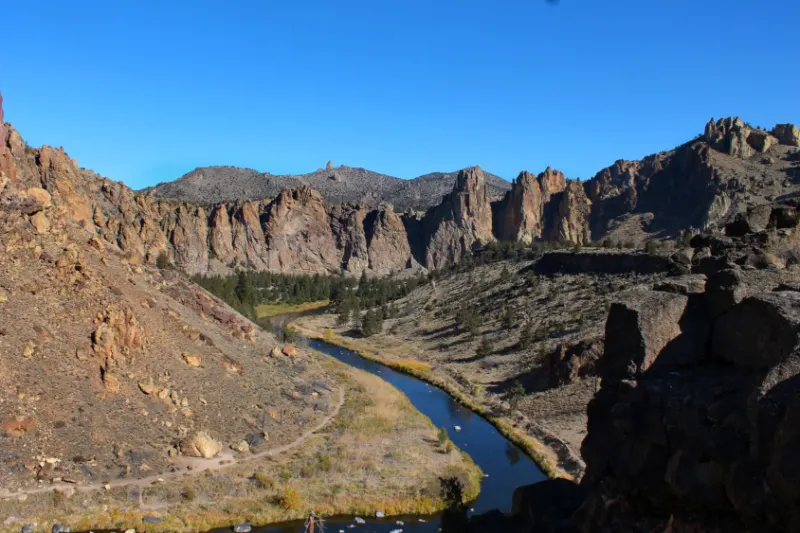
left=0, top=357, right=480, bottom=533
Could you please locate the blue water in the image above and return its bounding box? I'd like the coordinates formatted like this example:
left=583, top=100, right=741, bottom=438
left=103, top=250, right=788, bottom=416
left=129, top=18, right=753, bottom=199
left=247, top=339, right=546, bottom=533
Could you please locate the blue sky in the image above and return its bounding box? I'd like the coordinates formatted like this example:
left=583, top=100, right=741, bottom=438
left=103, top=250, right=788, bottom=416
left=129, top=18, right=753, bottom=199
left=2, top=0, right=798, bottom=189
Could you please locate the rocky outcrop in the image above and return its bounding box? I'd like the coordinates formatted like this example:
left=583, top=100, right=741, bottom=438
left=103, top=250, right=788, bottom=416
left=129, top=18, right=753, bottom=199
left=578, top=212, right=800, bottom=532
left=4, top=92, right=800, bottom=277
left=423, top=166, right=495, bottom=269
left=262, top=187, right=342, bottom=273
left=0, top=91, right=15, bottom=183
left=704, top=117, right=777, bottom=158
left=208, top=204, right=235, bottom=265
left=772, top=123, right=800, bottom=147
left=497, top=168, right=567, bottom=244
left=365, top=204, right=415, bottom=274
left=549, top=180, right=591, bottom=244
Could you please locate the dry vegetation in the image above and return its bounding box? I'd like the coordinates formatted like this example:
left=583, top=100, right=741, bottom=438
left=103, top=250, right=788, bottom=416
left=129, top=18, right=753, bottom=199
left=0, top=356, right=481, bottom=533
left=294, top=258, right=664, bottom=475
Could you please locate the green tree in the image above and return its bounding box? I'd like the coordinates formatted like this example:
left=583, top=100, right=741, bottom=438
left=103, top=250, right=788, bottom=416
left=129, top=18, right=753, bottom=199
left=499, top=265, right=511, bottom=282
left=508, top=380, right=526, bottom=409
left=457, top=305, right=480, bottom=336
left=361, top=309, right=383, bottom=337
left=518, top=322, right=535, bottom=349
left=475, top=337, right=493, bottom=358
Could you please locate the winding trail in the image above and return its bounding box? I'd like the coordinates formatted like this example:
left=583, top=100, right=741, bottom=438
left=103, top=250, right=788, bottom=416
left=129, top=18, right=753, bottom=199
left=0, top=387, right=345, bottom=502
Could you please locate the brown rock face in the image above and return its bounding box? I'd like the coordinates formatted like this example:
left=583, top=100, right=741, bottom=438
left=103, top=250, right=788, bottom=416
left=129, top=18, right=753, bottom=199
left=0, top=91, right=16, bottom=183
left=423, top=166, right=494, bottom=269
left=263, top=187, right=341, bottom=273
left=549, top=180, right=591, bottom=244
left=170, top=205, right=209, bottom=275
left=365, top=204, right=414, bottom=274
left=499, top=171, right=541, bottom=243
left=231, top=201, right=269, bottom=270
left=208, top=204, right=235, bottom=265
left=329, top=203, right=370, bottom=275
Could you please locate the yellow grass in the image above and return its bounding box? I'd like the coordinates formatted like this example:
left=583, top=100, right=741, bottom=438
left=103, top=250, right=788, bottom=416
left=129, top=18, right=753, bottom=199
left=255, top=300, right=329, bottom=318
left=292, top=322, right=567, bottom=480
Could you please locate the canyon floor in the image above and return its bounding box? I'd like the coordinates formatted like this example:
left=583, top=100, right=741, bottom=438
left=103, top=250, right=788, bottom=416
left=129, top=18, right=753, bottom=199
left=293, top=255, right=664, bottom=476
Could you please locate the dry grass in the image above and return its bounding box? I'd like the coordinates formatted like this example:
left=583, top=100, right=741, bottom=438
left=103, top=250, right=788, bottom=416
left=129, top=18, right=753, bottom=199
left=256, top=300, right=330, bottom=318
left=0, top=356, right=481, bottom=533
left=292, top=322, right=566, bottom=480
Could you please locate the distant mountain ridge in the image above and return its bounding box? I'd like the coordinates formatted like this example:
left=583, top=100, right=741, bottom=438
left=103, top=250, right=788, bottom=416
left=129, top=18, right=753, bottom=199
left=142, top=163, right=512, bottom=211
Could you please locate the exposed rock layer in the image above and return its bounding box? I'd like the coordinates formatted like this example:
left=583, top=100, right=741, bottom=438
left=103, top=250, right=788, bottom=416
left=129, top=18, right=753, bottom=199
left=3, top=93, right=800, bottom=276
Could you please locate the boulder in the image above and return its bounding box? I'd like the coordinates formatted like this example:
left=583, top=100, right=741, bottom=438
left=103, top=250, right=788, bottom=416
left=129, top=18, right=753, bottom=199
left=30, top=211, right=50, bottom=234
left=281, top=343, right=298, bottom=357
left=705, top=268, right=792, bottom=319
left=181, top=352, right=202, bottom=367
left=712, top=291, right=800, bottom=369
left=725, top=204, right=773, bottom=236
left=23, top=187, right=52, bottom=214
left=180, top=431, right=222, bottom=459
left=653, top=274, right=707, bottom=295
left=603, top=290, right=705, bottom=380
left=270, top=346, right=283, bottom=358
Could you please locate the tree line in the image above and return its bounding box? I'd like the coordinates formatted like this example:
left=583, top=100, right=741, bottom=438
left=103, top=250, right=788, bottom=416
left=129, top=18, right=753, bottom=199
left=191, top=269, right=427, bottom=331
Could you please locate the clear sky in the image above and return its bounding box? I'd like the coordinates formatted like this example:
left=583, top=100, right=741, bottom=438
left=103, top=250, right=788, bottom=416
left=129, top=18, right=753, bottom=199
left=2, top=0, right=798, bottom=189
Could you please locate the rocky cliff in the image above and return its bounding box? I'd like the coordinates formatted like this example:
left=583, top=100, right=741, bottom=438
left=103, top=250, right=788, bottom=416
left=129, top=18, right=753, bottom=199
left=421, top=166, right=496, bottom=269
left=4, top=91, right=800, bottom=278
left=0, top=92, right=336, bottom=496
left=575, top=201, right=800, bottom=532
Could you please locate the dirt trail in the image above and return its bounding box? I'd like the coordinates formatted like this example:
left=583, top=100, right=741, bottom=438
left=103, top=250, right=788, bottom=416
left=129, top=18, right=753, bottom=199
left=0, top=387, right=345, bottom=502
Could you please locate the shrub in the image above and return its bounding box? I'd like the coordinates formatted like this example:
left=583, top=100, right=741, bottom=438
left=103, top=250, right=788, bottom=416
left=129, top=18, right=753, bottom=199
left=323, top=328, right=334, bottom=342
left=518, top=322, right=535, bottom=349
left=475, top=338, right=493, bottom=358
left=156, top=251, right=172, bottom=269
left=252, top=472, right=274, bottom=490
left=437, top=426, right=448, bottom=447
left=508, top=380, right=526, bottom=409
left=277, top=485, right=303, bottom=511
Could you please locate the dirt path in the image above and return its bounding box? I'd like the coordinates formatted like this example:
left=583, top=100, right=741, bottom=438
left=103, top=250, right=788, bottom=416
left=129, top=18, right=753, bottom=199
left=0, top=387, right=345, bottom=502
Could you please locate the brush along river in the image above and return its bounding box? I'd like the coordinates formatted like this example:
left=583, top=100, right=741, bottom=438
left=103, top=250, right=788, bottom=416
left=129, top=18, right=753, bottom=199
left=245, top=338, right=546, bottom=533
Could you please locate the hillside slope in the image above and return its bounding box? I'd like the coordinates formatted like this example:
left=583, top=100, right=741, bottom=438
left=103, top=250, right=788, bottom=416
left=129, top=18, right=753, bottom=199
left=143, top=163, right=512, bottom=210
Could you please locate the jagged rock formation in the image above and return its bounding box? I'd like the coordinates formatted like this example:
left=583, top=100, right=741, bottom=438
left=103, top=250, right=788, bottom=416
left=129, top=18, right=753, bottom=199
left=4, top=89, right=800, bottom=277
left=550, top=179, right=592, bottom=244
left=422, top=166, right=495, bottom=269
left=496, top=168, right=566, bottom=244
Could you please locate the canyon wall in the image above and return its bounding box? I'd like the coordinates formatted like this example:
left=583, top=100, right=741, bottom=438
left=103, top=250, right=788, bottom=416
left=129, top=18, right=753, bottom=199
left=4, top=95, right=800, bottom=277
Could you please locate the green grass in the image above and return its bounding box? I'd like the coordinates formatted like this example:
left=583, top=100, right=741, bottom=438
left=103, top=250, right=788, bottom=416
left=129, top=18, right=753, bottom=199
left=255, top=300, right=329, bottom=318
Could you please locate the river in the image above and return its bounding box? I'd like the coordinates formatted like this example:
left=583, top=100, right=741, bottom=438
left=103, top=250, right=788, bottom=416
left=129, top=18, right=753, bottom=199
left=245, top=337, right=546, bottom=533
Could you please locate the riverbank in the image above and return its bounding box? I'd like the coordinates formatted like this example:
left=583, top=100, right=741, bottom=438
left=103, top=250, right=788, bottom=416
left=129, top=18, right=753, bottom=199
left=0, top=356, right=480, bottom=533
left=292, top=319, right=584, bottom=480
